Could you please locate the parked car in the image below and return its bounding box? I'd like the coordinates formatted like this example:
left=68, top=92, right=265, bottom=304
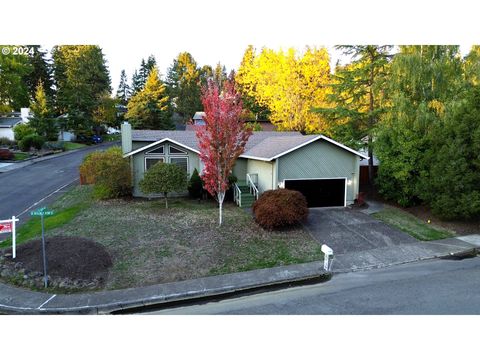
left=0, top=148, right=14, bottom=160
left=92, top=135, right=103, bottom=144
left=76, top=134, right=103, bottom=144
left=107, top=127, right=121, bottom=135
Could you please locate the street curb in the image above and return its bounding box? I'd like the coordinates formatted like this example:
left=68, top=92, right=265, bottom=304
left=0, top=141, right=120, bottom=173
left=332, top=246, right=479, bottom=274
left=0, top=261, right=331, bottom=315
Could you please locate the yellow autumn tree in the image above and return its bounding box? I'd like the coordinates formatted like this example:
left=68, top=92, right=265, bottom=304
left=236, top=46, right=332, bottom=134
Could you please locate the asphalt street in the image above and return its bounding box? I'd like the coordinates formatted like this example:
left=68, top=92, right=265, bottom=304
left=146, top=256, right=480, bottom=315
left=0, top=142, right=117, bottom=224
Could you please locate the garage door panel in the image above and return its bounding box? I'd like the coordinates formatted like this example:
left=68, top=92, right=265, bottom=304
left=285, top=179, right=345, bottom=207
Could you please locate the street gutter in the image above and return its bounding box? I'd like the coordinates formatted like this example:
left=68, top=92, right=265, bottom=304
left=0, top=261, right=331, bottom=314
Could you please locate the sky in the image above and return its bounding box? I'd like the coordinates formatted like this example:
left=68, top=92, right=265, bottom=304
left=3, top=0, right=477, bottom=93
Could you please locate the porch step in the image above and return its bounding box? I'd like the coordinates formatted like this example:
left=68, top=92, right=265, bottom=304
left=238, top=193, right=256, bottom=208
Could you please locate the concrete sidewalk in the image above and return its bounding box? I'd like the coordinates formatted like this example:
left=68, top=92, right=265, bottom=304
left=0, top=261, right=330, bottom=314
left=333, top=237, right=479, bottom=272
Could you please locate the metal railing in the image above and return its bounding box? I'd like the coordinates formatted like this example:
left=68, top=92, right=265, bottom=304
left=233, top=182, right=242, bottom=207
left=246, top=173, right=259, bottom=200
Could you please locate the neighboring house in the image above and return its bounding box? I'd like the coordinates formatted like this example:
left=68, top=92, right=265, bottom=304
left=56, top=114, right=76, bottom=142
left=186, top=111, right=276, bottom=131
left=359, top=150, right=380, bottom=188
left=0, top=108, right=31, bottom=141
left=121, top=122, right=368, bottom=208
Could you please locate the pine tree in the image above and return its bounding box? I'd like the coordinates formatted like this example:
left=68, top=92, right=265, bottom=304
left=131, top=70, right=143, bottom=96
left=125, top=68, right=173, bottom=129
left=29, top=80, right=57, bottom=140
left=138, top=59, right=147, bottom=86
left=213, top=62, right=227, bottom=88
left=25, top=45, right=54, bottom=102
left=52, top=45, right=111, bottom=133
left=116, top=69, right=131, bottom=105
left=314, top=45, right=393, bottom=185
left=166, top=52, right=203, bottom=121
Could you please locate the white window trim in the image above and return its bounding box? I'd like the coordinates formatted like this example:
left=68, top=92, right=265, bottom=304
left=145, top=145, right=165, bottom=155
left=169, top=144, right=187, bottom=155
left=168, top=155, right=189, bottom=175
left=144, top=156, right=165, bottom=171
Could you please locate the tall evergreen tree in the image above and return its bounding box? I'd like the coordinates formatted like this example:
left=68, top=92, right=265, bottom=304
left=29, top=80, right=57, bottom=140
left=52, top=45, right=111, bottom=134
left=166, top=52, right=203, bottom=121
left=125, top=68, right=172, bottom=129
left=116, top=69, right=131, bottom=105
left=25, top=45, right=54, bottom=102
left=131, top=69, right=143, bottom=96
left=314, top=45, right=393, bottom=185
left=213, top=62, right=227, bottom=88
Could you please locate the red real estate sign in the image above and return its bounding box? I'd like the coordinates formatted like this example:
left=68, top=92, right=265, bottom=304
left=0, top=222, right=12, bottom=233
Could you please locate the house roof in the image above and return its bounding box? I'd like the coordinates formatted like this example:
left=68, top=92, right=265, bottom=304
left=126, top=130, right=368, bottom=160
left=242, top=135, right=319, bottom=160
left=192, top=112, right=205, bottom=120
left=0, top=117, right=22, bottom=128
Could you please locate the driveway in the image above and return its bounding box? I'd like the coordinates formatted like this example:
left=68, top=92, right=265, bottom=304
left=304, top=208, right=418, bottom=255
left=302, top=208, right=477, bottom=272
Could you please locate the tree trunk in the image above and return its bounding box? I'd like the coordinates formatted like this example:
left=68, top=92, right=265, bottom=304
left=368, top=55, right=375, bottom=187
left=218, top=191, right=225, bottom=226
left=164, top=192, right=168, bottom=209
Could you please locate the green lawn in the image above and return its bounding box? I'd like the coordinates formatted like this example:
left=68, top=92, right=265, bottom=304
left=0, top=186, right=93, bottom=249
left=372, top=206, right=454, bottom=241
left=103, top=134, right=121, bottom=142
left=3, top=186, right=323, bottom=290
left=64, top=142, right=88, bottom=151
left=13, top=152, right=30, bottom=161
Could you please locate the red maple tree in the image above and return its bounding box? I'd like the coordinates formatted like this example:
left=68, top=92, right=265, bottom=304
left=196, top=79, right=252, bottom=225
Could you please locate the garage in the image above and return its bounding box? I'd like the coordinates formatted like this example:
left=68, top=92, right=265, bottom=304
left=285, top=178, right=346, bottom=207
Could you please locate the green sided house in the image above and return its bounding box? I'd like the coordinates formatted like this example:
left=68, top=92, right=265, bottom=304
left=121, top=122, right=368, bottom=208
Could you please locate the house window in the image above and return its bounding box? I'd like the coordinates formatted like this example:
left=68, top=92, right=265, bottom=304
left=169, top=157, right=188, bottom=175
left=146, top=145, right=164, bottom=154
left=145, top=157, right=165, bottom=171
left=169, top=145, right=187, bottom=155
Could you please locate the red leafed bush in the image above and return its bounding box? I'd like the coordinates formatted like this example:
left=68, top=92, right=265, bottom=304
left=253, top=189, right=308, bottom=230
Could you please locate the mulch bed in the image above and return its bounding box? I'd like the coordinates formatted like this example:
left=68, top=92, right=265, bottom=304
left=404, top=205, right=480, bottom=236
left=11, top=236, right=112, bottom=282
left=364, top=187, right=480, bottom=236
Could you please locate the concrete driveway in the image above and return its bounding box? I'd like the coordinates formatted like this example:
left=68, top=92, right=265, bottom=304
left=302, top=208, right=477, bottom=272
left=304, top=208, right=418, bottom=255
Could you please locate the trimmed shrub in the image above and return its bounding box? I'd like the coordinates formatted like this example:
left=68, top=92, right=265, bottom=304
left=253, top=189, right=308, bottom=230
left=19, top=134, right=45, bottom=151
left=13, top=123, right=35, bottom=142
left=43, top=141, right=65, bottom=151
left=0, top=137, right=15, bottom=148
left=0, top=148, right=14, bottom=160
left=79, top=146, right=132, bottom=199
left=188, top=168, right=203, bottom=199
left=139, top=162, right=188, bottom=208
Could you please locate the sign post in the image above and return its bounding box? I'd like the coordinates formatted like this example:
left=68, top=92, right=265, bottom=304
left=30, top=207, right=55, bottom=288
left=0, top=216, right=19, bottom=258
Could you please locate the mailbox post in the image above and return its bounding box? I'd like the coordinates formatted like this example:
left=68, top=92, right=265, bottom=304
left=321, top=244, right=334, bottom=271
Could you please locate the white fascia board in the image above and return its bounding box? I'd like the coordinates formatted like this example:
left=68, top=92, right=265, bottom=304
left=123, top=138, right=200, bottom=158
left=319, top=135, right=369, bottom=159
